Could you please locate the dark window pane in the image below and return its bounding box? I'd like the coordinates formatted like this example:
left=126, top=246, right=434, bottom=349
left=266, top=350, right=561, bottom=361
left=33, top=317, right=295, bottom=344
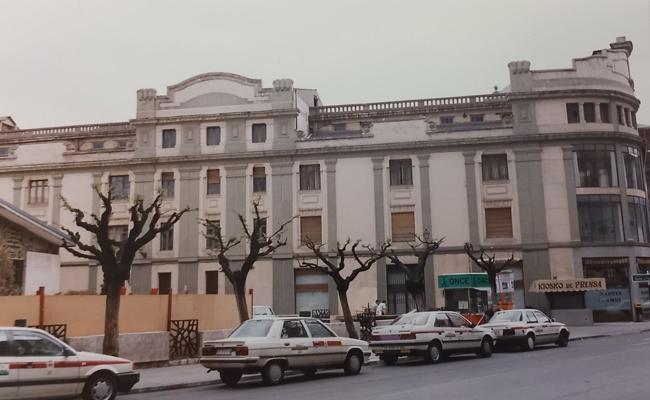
left=470, top=114, right=484, bottom=122
left=11, top=331, right=64, bottom=356
left=205, top=271, right=219, bottom=294
left=206, top=126, right=221, bottom=146
left=253, top=167, right=266, bottom=193
left=574, top=149, right=618, bottom=187
left=299, top=165, right=321, bottom=190
left=109, top=175, right=130, bottom=199
left=440, top=116, right=454, bottom=125
left=584, top=103, right=596, bottom=123
left=207, top=169, right=221, bottom=195
left=160, top=227, right=174, bottom=251
left=162, top=129, right=176, bottom=148
left=577, top=195, right=623, bottom=242
left=252, top=124, right=267, bottom=143
left=389, top=159, right=413, bottom=186
left=161, top=172, right=175, bottom=198
left=158, top=272, right=171, bottom=295
left=617, top=105, right=624, bottom=125
left=482, top=154, right=508, bottom=181
left=205, top=220, right=220, bottom=250
left=600, top=103, right=611, bottom=123
left=566, top=103, right=580, bottom=123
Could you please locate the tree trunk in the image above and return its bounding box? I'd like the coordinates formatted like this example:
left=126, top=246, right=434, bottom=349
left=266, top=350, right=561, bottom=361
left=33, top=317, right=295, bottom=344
left=102, top=281, right=122, bottom=356
left=488, top=271, right=499, bottom=310
left=337, top=288, right=358, bottom=339
left=411, top=290, right=426, bottom=312
left=233, top=279, right=250, bottom=323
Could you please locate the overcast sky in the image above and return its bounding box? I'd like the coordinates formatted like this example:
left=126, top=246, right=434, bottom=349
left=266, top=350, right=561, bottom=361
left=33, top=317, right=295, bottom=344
left=1, top=0, right=649, bottom=128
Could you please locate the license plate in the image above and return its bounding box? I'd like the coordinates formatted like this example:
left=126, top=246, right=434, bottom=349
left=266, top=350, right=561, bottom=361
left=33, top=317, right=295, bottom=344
left=216, top=348, right=232, bottom=355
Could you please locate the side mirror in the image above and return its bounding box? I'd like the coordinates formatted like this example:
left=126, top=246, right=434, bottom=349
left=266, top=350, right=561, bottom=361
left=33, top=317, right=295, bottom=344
left=550, top=318, right=556, bottom=323
left=62, top=348, right=75, bottom=357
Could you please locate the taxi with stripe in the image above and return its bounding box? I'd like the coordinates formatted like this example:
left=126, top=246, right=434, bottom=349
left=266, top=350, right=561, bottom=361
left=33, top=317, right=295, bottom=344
left=0, top=327, right=139, bottom=400
left=481, top=309, right=570, bottom=351
left=200, top=317, right=371, bottom=386
left=369, top=311, right=496, bottom=365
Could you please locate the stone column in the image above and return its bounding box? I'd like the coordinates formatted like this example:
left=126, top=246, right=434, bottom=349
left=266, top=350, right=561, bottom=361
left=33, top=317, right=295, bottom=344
left=324, top=159, right=339, bottom=313
left=50, top=175, right=63, bottom=227
left=463, top=152, right=480, bottom=245
left=514, top=147, right=552, bottom=311
left=372, top=157, right=387, bottom=301
left=177, top=166, right=201, bottom=293
left=562, top=146, right=581, bottom=242
left=130, top=168, right=155, bottom=294
left=616, top=144, right=633, bottom=241
left=417, top=154, right=436, bottom=308
left=12, top=177, right=23, bottom=206
left=222, top=164, right=248, bottom=294
left=270, top=161, right=296, bottom=314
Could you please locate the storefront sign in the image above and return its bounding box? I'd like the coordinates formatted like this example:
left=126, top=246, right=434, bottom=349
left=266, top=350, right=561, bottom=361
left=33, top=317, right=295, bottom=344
left=529, top=278, right=606, bottom=293
left=585, top=288, right=631, bottom=311
left=438, top=273, right=490, bottom=289
left=632, top=274, right=650, bottom=282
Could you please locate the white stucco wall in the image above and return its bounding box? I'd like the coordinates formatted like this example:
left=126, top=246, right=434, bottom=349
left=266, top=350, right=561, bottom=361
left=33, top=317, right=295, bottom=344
left=24, top=251, right=60, bottom=295
left=0, top=177, right=12, bottom=202
left=59, top=173, right=94, bottom=263
left=14, top=142, right=65, bottom=165
left=335, top=157, right=375, bottom=243
left=541, top=146, right=572, bottom=243
left=429, top=152, right=470, bottom=246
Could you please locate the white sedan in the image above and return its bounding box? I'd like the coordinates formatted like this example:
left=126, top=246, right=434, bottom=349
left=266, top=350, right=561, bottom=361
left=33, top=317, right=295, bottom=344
left=200, top=317, right=371, bottom=386
left=482, top=309, right=570, bottom=350
left=369, top=311, right=496, bottom=365
left=0, top=327, right=139, bottom=400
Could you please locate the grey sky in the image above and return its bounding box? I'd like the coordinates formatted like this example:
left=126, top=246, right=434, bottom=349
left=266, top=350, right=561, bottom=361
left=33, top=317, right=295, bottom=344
left=1, top=0, right=649, bottom=128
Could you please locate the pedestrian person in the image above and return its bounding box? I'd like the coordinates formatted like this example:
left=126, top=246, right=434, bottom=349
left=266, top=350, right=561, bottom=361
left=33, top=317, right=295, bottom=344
left=370, top=300, right=380, bottom=314
left=376, top=300, right=387, bottom=316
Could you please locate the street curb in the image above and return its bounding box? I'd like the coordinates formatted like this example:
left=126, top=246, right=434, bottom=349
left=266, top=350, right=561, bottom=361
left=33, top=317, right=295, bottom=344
left=129, top=361, right=382, bottom=394
left=569, top=334, right=611, bottom=342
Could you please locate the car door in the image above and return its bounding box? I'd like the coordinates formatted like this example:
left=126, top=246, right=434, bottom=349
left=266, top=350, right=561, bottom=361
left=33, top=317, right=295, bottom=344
left=524, top=311, right=543, bottom=342
left=304, top=319, right=344, bottom=366
left=0, top=331, right=18, bottom=400
left=279, top=320, right=313, bottom=369
left=533, top=311, right=557, bottom=343
left=12, top=330, right=80, bottom=399
left=433, top=313, right=457, bottom=351
left=447, top=313, right=480, bottom=351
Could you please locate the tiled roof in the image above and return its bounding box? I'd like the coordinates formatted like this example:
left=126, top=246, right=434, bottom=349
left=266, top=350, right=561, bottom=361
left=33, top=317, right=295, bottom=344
left=0, top=197, right=66, bottom=244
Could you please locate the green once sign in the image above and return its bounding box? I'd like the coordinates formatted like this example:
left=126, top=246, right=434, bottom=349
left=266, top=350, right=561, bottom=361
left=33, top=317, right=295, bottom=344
left=438, top=274, right=490, bottom=289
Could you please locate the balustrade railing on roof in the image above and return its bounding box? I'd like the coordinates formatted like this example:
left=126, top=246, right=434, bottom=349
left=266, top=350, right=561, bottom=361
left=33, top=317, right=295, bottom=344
left=0, top=121, right=132, bottom=140
left=311, top=93, right=508, bottom=116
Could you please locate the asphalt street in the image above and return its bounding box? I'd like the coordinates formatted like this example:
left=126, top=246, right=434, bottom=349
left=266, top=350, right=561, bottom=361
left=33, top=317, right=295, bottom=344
left=122, top=331, right=650, bottom=400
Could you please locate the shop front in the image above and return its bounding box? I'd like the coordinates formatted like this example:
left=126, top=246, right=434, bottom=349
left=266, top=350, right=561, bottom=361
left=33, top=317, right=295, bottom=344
left=583, top=257, right=632, bottom=322
left=438, top=273, right=491, bottom=314
left=529, top=277, right=607, bottom=325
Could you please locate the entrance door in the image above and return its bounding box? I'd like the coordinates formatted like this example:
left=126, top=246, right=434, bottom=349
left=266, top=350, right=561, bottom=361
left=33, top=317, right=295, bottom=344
left=387, top=265, right=412, bottom=315
left=295, top=270, right=329, bottom=317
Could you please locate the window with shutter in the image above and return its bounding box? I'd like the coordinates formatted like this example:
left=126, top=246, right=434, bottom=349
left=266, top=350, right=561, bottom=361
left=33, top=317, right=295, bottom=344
left=161, top=172, right=175, bottom=198
left=391, top=212, right=415, bottom=242
left=300, top=216, right=322, bottom=244
left=389, top=159, right=413, bottom=186
left=207, top=169, right=221, bottom=195
left=485, top=207, right=513, bottom=238
left=253, top=166, right=266, bottom=193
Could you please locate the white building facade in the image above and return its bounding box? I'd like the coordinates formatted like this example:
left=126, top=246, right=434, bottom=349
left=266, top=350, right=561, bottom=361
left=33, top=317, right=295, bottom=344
left=0, top=38, right=646, bottom=323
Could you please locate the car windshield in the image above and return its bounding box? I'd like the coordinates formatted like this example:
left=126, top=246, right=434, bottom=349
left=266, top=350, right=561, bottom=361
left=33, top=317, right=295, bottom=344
left=489, top=311, right=523, bottom=323
left=230, top=319, right=274, bottom=338
left=392, top=313, right=429, bottom=326
left=253, top=306, right=273, bottom=315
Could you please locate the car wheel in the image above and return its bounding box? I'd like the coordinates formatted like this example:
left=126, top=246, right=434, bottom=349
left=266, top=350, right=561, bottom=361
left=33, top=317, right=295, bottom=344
left=301, top=368, right=317, bottom=378
left=82, top=372, right=117, bottom=400
left=219, top=370, right=243, bottom=387
left=380, top=354, right=398, bottom=366
left=478, top=337, right=493, bottom=358
left=262, top=362, right=284, bottom=386
left=557, top=330, right=570, bottom=347
left=424, top=342, right=443, bottom=364
left=523, top=334, right=536, bottom=351
left=343, top=352, right=363, bottom=375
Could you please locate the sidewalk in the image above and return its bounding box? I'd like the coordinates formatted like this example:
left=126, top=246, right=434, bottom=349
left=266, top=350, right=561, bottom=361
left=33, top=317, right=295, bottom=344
left=130, top=321, right=650, bottom=394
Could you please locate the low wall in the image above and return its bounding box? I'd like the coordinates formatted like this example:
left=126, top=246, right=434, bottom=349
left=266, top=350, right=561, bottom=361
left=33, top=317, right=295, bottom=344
left=551, top=309, right=594, bottom=326
left=68, top=331, right=169, bottom=364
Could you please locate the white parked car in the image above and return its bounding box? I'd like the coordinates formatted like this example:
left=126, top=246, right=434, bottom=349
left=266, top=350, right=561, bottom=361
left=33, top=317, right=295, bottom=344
left=482, top=309, right=570, bottom=351
left=0, top=327, right=139, bottom=400
left=200, top=317, right=371, bottom=386
left=369, top=311, right=496, bottom=365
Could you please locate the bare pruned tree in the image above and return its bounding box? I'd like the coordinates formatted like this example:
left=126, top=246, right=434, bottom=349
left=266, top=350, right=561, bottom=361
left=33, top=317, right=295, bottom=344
left=202, top=201, right=295, bottom=323
left=463, top=243, right=515, bottom=309
left=297, top=237, right=390, bottom=339
left=61, top=186, right=190, bottom=356
left=386, top=232, right=444, bottom=311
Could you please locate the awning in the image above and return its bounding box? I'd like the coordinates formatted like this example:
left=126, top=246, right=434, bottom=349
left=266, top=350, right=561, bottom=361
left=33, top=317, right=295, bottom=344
left=529, top=278, right=606, bottom=293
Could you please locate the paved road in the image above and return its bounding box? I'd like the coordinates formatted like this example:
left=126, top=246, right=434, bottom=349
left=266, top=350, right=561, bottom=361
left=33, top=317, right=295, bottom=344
left=122, top=332, right=650, bottom=400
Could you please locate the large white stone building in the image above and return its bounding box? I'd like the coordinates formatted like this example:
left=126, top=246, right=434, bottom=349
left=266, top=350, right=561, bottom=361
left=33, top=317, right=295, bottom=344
left=0, top=37, right=647, bottom=323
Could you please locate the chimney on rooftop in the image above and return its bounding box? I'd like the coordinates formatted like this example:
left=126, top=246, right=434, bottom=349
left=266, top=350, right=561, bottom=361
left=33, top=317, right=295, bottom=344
left=610, top=36, right=633, bottom=57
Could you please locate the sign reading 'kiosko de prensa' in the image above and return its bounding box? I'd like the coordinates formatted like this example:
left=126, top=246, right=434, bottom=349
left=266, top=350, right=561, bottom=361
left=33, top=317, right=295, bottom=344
left=530, top=278, right=607, bottom=293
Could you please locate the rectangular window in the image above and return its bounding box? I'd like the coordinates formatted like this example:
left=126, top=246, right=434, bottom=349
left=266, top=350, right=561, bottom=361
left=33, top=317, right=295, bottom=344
left=160, top=227, right=174, bottom=251
left=252, top=123, right=267, bottom=143
left=109, top=175, right=130, bottom=199
left=440, top=116, right=454, bottom=125
left=299, top=164, right=321, bottom=191
left=485, top=207, right=513, bottom=238
left=28, top=179, right=48, bottom=205
left=577, top=195, right=624, bottom=242
left=158, top=272, right=171, bottom=295
left=0, top=148, right=8, bottom=157
left=624, top=108, right=631, bottom=127
left=162, top=129, right=176, bottom=148
left=108, top=225, right=128, bottom=243
left=206, top=126, right=221, bottom=146
left=574, top=145, right=618, bottom=188
left=470, top=114, right=484, bottom=123
left=631, top=111, right=637, bottom=129
left=391, top=211, right=415, bottom=242
left=481, top=154, right=509, bottom=181
left=599, top=103, right=610, bottom=123
left=205, top=271, right=219, bottom=294
left=617, top=105, right=624, bottom=125
left=92, top=142, right=104, bottom=150
left=300, top=216, right=322, bottom=244
left=253, top=166, right=266, bottom=193
left=389, top=159, right=413, bottom=186
left=207, top=169, right=221, bottom=195
left=255, top=217, right=267, bottom=243
left=583, top=103, right=596, bottom=123
left=161, top=172, right=175, bottom=198
left=566, top=103, right=580, bottom=123
left=205, top=220, right=220, bottom=250
left=624, top=147, right=644, bottom=190
left=628, top=196, right=649, bottom=243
